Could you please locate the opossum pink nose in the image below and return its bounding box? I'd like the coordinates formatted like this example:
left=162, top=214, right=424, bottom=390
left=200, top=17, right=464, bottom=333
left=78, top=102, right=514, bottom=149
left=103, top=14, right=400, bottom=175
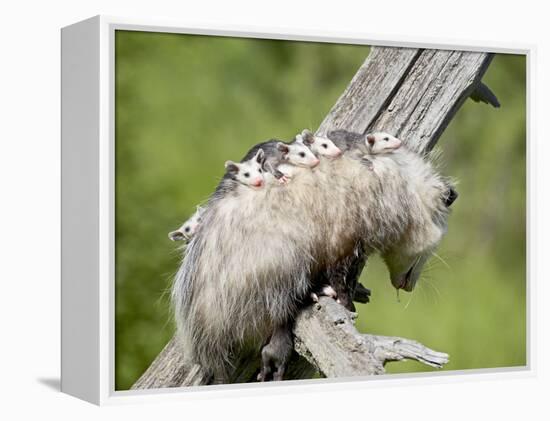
left=335, top=149, right=343, bottom=156
left=312, top=158, right=320, bottom=167
left=253, top=179, right=263, bottom=187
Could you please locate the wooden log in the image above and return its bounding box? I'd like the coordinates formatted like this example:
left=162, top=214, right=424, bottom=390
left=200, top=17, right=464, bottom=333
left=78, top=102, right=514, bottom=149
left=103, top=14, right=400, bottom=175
left=131, top=46, right=497, bottom=390
left=131, top=339, right=207, bottom=389
left=370, top=49, right=494, bottom=153
left=318, top=48, right=494, bottom=154
left=317, top=47, right=420, bottom=134
left=293, top=298, right=449, bottom=377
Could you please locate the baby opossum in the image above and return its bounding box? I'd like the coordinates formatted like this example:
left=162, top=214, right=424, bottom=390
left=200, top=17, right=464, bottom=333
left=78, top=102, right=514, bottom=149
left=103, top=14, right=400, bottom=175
left=223, top=148, right=266, bottom=189
left=360, top=132, right=403, bottom=169
left=365, top=132, right=403, bottom=154
left=168, top=206, right=204, bottom=242
left=326, top=129, right=401, bottom=161
left=295, top=129, right=342, bottom=158
left=243, top=138, right=320, bottom=184
left=168, top=148, right=267, bottom=243
left=172, top=130, right=457, bottom=382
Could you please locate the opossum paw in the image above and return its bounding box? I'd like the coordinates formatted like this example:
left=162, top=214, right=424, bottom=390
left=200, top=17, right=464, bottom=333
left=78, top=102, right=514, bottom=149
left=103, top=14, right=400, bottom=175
left=258, top=327, right=292, bottom=382
left=278, top=175, right=290, bottom=185
left=321, top=285, right=338, bottom=299
left=258, top=353, right=287, bottom=383
left=258, top=364, right=286, bottom=382
left=257, top=367, right=271, bottom=382
left=311, top=285, right=338, bottom=301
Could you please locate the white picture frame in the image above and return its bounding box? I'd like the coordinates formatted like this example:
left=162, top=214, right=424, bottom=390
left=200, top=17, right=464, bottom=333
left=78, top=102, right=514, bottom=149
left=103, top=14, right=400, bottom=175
left=61, top=15, right=534, bottom=405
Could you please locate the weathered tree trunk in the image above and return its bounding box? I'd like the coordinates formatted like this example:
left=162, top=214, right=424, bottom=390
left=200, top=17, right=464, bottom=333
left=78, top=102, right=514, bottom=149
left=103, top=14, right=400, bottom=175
left=131, top=46, right=497, bottom=390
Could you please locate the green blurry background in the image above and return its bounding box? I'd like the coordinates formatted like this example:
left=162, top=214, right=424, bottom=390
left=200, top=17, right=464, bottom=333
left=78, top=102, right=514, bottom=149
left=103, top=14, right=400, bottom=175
left=115, top=30, right=526, bottom=390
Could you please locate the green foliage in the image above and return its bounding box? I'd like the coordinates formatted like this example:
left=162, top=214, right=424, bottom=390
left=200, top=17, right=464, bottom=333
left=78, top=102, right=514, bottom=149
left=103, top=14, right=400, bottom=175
left=115, top=31, right=526, bottom=390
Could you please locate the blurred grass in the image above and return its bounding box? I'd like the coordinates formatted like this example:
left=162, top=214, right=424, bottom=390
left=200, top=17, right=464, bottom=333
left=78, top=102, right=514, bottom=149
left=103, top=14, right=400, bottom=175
left=115, top=31, right=526, bottom=390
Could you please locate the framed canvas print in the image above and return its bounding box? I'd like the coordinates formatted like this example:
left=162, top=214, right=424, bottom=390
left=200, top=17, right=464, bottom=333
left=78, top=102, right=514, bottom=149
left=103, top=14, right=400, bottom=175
left=61, top=15, right=531, bottom=405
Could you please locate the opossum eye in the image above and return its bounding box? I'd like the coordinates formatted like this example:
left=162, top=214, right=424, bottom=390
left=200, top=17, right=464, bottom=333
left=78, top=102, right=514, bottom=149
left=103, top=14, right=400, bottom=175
left=258, top=168, right=263, bottom=173
left=299, top=152, right=306, bottom=158
left=244, top=172, right=250, bottom=178
left=185, top=227, right=190, bottom=233
left=384, top=137, right=389, bottom=141
left=322, top=143, right=328, bottom=149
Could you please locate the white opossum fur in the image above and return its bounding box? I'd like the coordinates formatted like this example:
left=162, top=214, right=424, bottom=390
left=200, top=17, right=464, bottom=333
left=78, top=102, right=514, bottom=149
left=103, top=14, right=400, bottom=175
left=168, top=206, right=204, bottom=242
left=172, top=132, right=455, bottom=380
left=296, top=129, right=342, bottom=158
left=242, top=139, right=320, bottom=185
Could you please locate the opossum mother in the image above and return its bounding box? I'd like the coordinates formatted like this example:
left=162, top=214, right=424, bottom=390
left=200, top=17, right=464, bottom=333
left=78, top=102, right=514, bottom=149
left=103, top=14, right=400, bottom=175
left=172, top=132, right=457, bottom=382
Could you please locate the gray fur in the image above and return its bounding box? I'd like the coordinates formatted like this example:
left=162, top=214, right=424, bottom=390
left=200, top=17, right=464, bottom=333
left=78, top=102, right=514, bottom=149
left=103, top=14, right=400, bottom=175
left=171, top=134, right=455, bottom=380
left=326, top=129, right=366, bottom=153
left=245, top=140, right=287, bottom=179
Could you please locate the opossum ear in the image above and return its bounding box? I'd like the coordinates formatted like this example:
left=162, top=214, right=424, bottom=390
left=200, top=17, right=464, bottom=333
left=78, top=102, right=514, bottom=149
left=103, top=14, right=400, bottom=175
left=224, top=160, right=239, bottom=174
left=277, top=142, right=290, bottom=154
left=444, top=187, right=458, bottom=207
left=255, top=148, right=265, bottom=164
left=366, top=134, right=376, bottom=146
left=301, top=129, right=315, bottom=146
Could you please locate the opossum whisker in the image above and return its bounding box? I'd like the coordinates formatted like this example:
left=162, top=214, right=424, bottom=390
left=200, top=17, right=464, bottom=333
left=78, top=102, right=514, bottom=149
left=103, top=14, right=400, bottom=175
left=422, top=257, right=446, bottom=273
left=416, top=276, right=441, bottom=304
left=431, top=251, right=451, bottom=270
left=403, top=289, right=415, bottom=310
left=425, top=278, right=442, bottom=301
left=428, top=147, right=446, bottom=169
left=157, top=283, right=172, bottom=306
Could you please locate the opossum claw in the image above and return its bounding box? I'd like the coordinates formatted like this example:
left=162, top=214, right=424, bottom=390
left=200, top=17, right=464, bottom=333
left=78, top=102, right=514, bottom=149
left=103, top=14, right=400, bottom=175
left=310, top=292, right=319, bottom=302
